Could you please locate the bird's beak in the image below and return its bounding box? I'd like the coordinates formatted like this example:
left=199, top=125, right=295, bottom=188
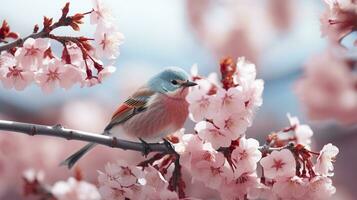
left=181, top=80, right=197, bottom=87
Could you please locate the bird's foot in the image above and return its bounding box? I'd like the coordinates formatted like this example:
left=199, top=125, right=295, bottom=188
left=162, top=138, right=178, bottom=156
left=138, top=138, right=151, bottom=157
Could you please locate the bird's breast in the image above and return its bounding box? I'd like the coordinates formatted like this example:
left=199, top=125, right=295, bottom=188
left=121, top=94, right=189, bottom=141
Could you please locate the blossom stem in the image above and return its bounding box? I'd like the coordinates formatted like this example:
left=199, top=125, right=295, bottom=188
left=0, top=4, right=88, bottom=53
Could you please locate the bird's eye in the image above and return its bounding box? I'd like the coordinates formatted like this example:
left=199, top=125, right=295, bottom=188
left=171, top=80, right=178, bottom=85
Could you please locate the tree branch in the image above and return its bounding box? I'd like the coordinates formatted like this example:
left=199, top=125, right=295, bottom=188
left=0, top=3, right=92, bottom=53
left=0, top=18, right=69, bottom=53
left=0, top=120, right=171, bottom=154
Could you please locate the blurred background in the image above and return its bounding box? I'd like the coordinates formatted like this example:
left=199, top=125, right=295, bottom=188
left=0, top=0, right=356, bottom=199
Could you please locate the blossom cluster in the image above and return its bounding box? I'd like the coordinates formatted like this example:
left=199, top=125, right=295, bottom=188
left=187, top=57, right=263, bottom=148
left=320, top=0, right=357, bottom=44
left=23, top=169, right=101, bottom=200
left=0, top=0, right=124, bottom=93
left=295, top=0, right=357, bottom=124
left=296, top=51, right=357, bottom=124
left=98, top=161, right=178, bottom=200
left=96, top=58, right=339, bottom=200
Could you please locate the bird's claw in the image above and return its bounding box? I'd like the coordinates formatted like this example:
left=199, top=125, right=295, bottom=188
left=162, top=138, right=178, bottom=156
left=139, top=138, right=151, bottom=157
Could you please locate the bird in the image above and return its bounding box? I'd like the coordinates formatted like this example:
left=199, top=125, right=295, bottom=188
left=60, top=67, right=197, bottom=169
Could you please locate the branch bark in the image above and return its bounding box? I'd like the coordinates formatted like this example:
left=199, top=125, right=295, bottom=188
left=0, top=120, right=171, bottom=154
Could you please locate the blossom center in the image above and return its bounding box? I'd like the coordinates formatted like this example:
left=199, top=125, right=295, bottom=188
left=46, top=69, right=60, bottom=82
left=198, top=96, right=210, bottom=108
left=7, top=67, right=23, bottom=79
left=271, top=159, right=285, bottom=171
left=210, top=166, right=222, bottom=176
left=25, top=47, right=41, bottom=56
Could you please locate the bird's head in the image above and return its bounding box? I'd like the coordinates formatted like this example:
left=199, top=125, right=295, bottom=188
left=148, top=67, right=197, bottom=97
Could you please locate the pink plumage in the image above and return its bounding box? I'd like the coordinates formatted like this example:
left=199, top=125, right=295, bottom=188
left=61, top=67, right=197, bottom=169
left=119, top=88, right=189, bottom=141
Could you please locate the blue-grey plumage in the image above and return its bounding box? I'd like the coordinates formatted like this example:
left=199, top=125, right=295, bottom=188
left=61, top=67, right=197, bottom=169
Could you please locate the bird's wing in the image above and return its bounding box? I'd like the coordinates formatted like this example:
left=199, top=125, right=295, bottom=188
left=104, top=87, right=156, bottom=132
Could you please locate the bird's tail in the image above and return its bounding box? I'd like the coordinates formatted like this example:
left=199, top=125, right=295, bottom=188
left=60, top=143, right=96, bottom=169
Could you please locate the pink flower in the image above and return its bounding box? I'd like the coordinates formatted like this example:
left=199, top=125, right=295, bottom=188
left=231, top=137, right=262, bottom=177
left=260, top=149, right=296, bottom=179
left=235, top=57, right=257, bottom=84
left=304, top=176, right=336, bottom=199
left=287, top=113, right=313, bottom=146
left=247, top=183, right=278, bottom=200
left=186, top=79, right=214, bottom=122
left=220, top=172, right=260, bottom=200
left=192, top=152, right=233, bottom=189
left=210, top=87, right=245, bottom=114
left=95, top=23, right=124, bottom=59
left=295, top=51, right=357, bottom=124
left=314, top=143, right=339, bottom=177
left=320, top=0, right=357, bottom=43
left=177, top=134, right=206, bottom=170
left=98, top=65, right=116, bottom=82
left=99, top=184, right=133, bottom=200
left=98, top=160, right=142, bottom=188
left=195, top=120, right=232, bottom=149
left=240, top=79, right=264, bottom=119
left=35, top=59, right=81, bottom=93
left=90, top=0, right=113, bottom=25
left=0, top=52, right=16, bottom=69
left=52, top=177, right=101, bottom=200
left=0, top=65, right=34, bottom=90
left=98, top=161, right=142, bottom=200
left=213, top=112, right=250, bottom=140
left=15, top=38, right=50, bottom=70
left=66, top=42, right=84, bottom=66
left=272, top=176, right=307, bottom=199
left=137, top=166, right=178, bottom=200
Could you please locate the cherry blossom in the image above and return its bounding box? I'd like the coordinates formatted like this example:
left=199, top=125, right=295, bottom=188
left=240, top=79, right=264, bottom=119
left=260, top=149, right=296, bottom=179
left=248, top=183, right=278, bottom=200
left=177, top=133, right=206, bottom=170
left=272, top=176, right=307, bottom=199
left=66, top=42, right=84, bottom=66
left=195, top=120, right=232, bottom=149
left=235, top=57, right=257, bottom=84
left=138, top=166, right=178, bottom=200
left=90, top=0, right=114, bottom=25
left=303, top=176, right=336, bottom=200
left=186, top=79, right=214, bottom=122
left=231, top=137, right=262, bottom=177
left=0, top=51, right=34, bottom=90
left=287, top=113, right=313, bottom=146
left=320, top=0, right=357, bottom=44
left=14, top=38, right=49, bottom=70
left=220, top=172, right=260, bottom=200
left=0, top=65, right=34, bottom=90
left=98, top=160, right=143, bottom=188
left=295, top=51, right=357, bottom=124
left=35, top=59, right=81, bottom=93
left=314, top=143, right=339, bottom=177
left=98, top=160, right=179, bottom=200
left=213, top=112, right=250, bottom=141
left=0, top=1, right=124, bottom=93
left=191, top=152, right=233, bottom=189
left=210, top=87, right=245, bottom=114
left=95, top=23, right=124, bottom=59
left=52, top=177, right=101, bottom=200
